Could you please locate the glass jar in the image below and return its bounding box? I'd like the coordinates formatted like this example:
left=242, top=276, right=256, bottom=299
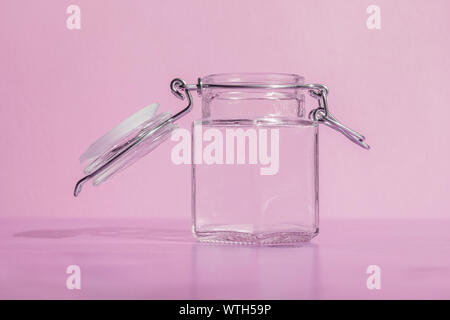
left=192, top=73, right=318, bottom=245
left=74, top=73, right=369, bottom=246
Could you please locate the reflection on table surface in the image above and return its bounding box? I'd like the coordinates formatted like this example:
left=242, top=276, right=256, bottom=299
left=1, top=218, right=449, bottom=299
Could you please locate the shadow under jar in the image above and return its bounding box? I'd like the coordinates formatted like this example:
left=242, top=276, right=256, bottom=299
left=192, top=73, right=319, bottom=245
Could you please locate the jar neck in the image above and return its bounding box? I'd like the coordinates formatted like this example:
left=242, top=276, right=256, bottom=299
left=200, top=73, right=306, bottom=120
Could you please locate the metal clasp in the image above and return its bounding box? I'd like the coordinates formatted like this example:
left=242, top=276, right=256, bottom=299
left=308, top=87, right=370, bottom=149
left=180, top=78, right=370, bottom=149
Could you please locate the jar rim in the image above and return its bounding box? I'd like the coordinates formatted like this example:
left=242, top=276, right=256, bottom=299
left=201, top=73, right=304, bottom=86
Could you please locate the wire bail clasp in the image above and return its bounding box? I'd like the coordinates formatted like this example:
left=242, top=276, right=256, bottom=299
left=308, top=87, right=370, bottom=149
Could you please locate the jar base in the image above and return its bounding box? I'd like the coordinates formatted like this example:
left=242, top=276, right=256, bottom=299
left=193, top=230, right=318, bottom=246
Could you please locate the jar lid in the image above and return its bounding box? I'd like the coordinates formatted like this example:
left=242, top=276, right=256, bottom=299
left=74, top=103, right=178, bottom=196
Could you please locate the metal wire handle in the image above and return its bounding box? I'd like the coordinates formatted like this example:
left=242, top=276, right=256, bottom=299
left=74, top=77, right=369, bottom=196
left=307, top=88, right=370, bottom=149
left=179, top=78, right=370, bottom=149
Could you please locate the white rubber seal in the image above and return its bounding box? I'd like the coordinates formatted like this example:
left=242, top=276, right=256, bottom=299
left=79, top=103, right=159, bottom=163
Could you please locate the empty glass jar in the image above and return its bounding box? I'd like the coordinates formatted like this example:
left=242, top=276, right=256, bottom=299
left=74, top=72, right=368, bottom=246
left=192, top=73, right=319, bottom=245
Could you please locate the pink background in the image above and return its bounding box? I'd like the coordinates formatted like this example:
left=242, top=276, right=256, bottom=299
left=1, top=0, right=449, bottom=220
left=2, top=0, right=450, bottom=301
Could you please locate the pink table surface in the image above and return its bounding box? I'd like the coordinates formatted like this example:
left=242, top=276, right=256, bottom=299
left=0, top=218, right=449, bottom=300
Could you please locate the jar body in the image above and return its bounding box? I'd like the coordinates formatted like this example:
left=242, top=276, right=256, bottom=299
left=192, top=74, right=319, bottom=245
